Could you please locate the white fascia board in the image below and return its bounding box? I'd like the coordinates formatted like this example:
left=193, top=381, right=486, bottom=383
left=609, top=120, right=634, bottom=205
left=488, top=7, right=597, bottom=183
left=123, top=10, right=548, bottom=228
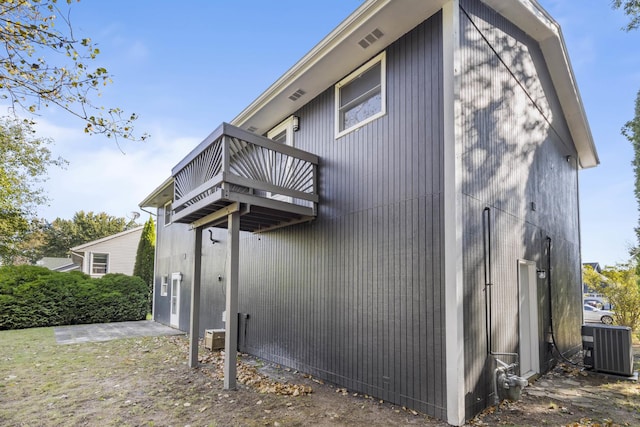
left=230, top=0, right=447, bottom=136
left=481, top=0, right=599, bottom=168
left=70, top=226, right=144, bottom=251
left=539, top=33, right=599, bottom=168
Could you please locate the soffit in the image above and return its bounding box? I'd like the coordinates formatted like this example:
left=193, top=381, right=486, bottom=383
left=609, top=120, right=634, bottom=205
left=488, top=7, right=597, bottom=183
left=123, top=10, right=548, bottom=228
left=230, top=0, right=447, bottom=135
left=139, top=176, right=174, bottom=208
left=231, top=0, right=598, bottom=169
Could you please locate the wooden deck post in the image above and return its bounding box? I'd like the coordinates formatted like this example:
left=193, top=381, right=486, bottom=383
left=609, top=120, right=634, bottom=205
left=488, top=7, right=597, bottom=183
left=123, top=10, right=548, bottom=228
left=224, top=210, right=240, bottom=389
left=188, top=225, right=202, bottom=368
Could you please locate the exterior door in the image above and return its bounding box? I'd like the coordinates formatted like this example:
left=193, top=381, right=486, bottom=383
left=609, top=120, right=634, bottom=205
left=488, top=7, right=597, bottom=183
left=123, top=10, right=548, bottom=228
left=170, top=272, right=182, bottom=328
left=518, top=260, right=540, bottom=378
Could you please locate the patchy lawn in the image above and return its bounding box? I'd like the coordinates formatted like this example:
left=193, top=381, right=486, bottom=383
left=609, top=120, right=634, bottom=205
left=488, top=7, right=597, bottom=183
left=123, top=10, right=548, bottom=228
left=0, top=328, right=444, bottom=426
left=0, top=327, right=638, bottom=426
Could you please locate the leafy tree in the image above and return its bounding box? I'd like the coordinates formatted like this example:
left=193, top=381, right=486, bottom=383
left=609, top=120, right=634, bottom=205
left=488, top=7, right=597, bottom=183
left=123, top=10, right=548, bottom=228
left=582, top=264, right=606, bottom=293
left=11, top=218, right=48, bottom=265
left=133, top=216, right=155, bottom=313
left=0, top=0, right=145, bottom=139
left=624, top=91, right=640, bottom=243
left=41, top=211, right=138, bottom=257
left=0, top=0, right=148, bottom=263
left=612, top=0, right=640, bottom=31
left=592, top=263, right=640, bottom=330
left=0, top=118, right=65, bottom=264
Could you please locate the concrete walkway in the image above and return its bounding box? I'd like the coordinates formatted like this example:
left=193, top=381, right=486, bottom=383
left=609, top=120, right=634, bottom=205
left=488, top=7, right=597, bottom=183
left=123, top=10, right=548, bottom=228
left=54, top=320, right=184, bottom=345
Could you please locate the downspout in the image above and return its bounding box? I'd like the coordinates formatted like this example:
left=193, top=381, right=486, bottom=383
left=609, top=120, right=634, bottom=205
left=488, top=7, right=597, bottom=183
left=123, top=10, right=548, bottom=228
left=544, top=155, right=585, bottom=367
left=140, top=207, right=157, bottom=217
left=482, top=207, right=527, bottom=404
left=482, top=207, right=519, bottom=361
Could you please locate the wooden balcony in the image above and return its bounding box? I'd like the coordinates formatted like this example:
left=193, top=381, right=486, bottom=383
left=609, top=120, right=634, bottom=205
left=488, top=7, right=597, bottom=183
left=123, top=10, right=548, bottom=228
left=171, top=123, right=319, bottom=232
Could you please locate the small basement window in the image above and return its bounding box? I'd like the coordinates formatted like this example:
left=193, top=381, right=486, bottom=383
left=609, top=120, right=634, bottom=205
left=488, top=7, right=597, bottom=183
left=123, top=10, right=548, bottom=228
left=335, top=51, right=386, bottom=138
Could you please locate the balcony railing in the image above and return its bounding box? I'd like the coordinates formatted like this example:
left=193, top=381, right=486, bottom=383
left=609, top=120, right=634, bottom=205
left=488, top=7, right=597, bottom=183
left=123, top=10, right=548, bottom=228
left=170, top=123, right=319, bottom=231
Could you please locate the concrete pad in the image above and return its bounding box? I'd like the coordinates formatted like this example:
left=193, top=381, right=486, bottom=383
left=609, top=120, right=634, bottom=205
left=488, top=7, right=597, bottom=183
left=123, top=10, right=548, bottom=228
left=54, top=320, right=184, bottom=345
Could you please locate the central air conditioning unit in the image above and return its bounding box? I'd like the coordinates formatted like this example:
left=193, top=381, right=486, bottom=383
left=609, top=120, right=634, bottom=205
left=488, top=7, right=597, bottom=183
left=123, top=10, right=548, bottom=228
left=581, top=324, right=634, bottom=377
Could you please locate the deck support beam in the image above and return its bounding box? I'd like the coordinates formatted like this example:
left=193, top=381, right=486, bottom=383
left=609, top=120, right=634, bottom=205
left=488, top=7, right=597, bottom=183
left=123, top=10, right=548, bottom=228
left=188, top=225, right=203, bottom=368
left=223, top=210, right=240, bottom=389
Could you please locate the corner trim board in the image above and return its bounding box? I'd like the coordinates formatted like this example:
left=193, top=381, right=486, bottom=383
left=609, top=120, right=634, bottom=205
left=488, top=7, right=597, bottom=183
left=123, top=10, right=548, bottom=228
left=442, top=1, right=466, bottom=425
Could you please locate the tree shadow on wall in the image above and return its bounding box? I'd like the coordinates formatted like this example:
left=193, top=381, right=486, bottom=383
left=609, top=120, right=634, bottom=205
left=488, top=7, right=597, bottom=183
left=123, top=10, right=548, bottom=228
left=457, top=0, right=582, bottom=414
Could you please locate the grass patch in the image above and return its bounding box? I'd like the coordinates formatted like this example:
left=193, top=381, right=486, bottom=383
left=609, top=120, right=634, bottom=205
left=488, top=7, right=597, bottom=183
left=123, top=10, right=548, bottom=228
left=0, top=327, right=192, bottom=427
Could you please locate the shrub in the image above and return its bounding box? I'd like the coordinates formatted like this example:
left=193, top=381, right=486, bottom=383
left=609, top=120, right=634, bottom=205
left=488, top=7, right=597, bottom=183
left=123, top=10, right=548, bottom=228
left=0, top=265, right=148, bottom=330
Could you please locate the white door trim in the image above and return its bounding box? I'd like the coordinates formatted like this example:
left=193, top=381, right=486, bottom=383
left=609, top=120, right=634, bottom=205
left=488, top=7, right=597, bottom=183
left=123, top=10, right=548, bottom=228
left=170, top=272, right=182, bottom=328
left=518, top=259, right=540, bottom=379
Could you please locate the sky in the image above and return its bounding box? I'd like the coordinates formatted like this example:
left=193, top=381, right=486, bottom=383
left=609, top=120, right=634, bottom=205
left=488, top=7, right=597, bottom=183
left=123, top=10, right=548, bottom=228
left=26, top=0, right=640, bottom=267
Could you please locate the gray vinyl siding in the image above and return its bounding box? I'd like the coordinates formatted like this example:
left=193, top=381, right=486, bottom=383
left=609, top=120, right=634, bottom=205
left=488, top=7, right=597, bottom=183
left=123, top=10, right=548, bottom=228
left=152, top=13, right=447, bottom=419
left=234, top=14, right=446, bottom=418
left=458, top=0, right=582, bottom=418
left=154, top=204, right=229, bottom=331
left=152, top=3, right=584, bottom=421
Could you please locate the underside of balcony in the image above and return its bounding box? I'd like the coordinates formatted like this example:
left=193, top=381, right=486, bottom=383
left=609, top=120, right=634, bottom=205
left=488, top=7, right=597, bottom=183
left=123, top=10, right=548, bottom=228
left=170, top=122, right=319, bottom=233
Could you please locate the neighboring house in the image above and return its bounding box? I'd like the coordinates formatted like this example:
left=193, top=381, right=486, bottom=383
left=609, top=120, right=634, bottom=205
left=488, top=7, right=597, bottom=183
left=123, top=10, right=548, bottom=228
left=140, top=1, right=598, bottom=424
left=583, top=262, right=602, bottom=274
left=36, top=257, right=79, bottom=272
left=70, top=226, right=143, bottom=278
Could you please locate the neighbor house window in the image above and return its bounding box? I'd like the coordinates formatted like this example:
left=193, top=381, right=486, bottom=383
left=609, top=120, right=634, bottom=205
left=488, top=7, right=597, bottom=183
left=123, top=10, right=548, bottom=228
left=161, top=275, right=168, bottom=296
left=91, top=253, right=109, bottom=275
left=164, top=201, right=172, bottom=226
left=335, top=51, right=386, bottom=138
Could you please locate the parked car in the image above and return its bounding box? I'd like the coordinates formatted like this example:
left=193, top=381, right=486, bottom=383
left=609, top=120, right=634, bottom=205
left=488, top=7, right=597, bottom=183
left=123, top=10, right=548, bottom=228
left=583, top=304, right=614, bottom=325
left=584, top=297, right=613, bottom=310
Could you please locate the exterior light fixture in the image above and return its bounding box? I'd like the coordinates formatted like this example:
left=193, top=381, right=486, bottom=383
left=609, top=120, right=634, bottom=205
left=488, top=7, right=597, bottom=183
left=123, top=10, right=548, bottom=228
left=537, top=269, right=547, bottom=280
left=292, top=116, right=300, bottom=132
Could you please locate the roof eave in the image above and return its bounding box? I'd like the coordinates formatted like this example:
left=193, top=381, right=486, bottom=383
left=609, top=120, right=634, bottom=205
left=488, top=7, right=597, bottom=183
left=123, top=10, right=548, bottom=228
left=230, top=0, right=597, bottom=168
left=70, top=226, right=144, bottom=251
left=139, top=176, right=174, bottom=208
left=230, top=0, right=447, bottom=135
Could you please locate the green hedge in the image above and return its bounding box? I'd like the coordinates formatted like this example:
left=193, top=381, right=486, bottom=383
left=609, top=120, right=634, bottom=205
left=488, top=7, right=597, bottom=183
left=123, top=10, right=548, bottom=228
left=0, top=265, right=148, bottom=330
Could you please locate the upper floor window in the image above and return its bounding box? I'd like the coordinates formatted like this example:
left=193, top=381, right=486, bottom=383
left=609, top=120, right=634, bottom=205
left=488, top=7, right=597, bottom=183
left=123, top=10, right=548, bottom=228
left=164, top=201, right=172, bottom=226
left=91, top=253, right=109, bottom=275
left=335, top=51, right=386, bottom=138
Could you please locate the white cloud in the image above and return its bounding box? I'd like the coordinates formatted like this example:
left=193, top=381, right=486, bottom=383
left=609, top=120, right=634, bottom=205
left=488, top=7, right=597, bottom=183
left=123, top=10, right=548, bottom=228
left=34, top=117, right=198, bottom=221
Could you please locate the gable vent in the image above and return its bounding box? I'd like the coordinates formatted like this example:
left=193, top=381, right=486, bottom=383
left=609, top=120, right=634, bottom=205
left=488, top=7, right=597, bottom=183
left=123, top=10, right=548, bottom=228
left=246, top=126, right=258, bottom=133
left=358, top=28, right=384, bottom=49
left=288, top=88, right=306, bottom=101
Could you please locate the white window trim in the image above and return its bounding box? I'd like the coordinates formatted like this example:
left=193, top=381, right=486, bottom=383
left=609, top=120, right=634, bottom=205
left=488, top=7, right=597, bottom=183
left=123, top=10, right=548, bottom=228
left=161, top=275, right=168, bottom=296
left=164, top=201, right=173, bottom=227
left=267, top=116, right=296, bottom=203
left=90, top=252, right=109, bottom=276
left=335, top=51, right=386, bottom=139
left=267, top=116, right=296, bottom=145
